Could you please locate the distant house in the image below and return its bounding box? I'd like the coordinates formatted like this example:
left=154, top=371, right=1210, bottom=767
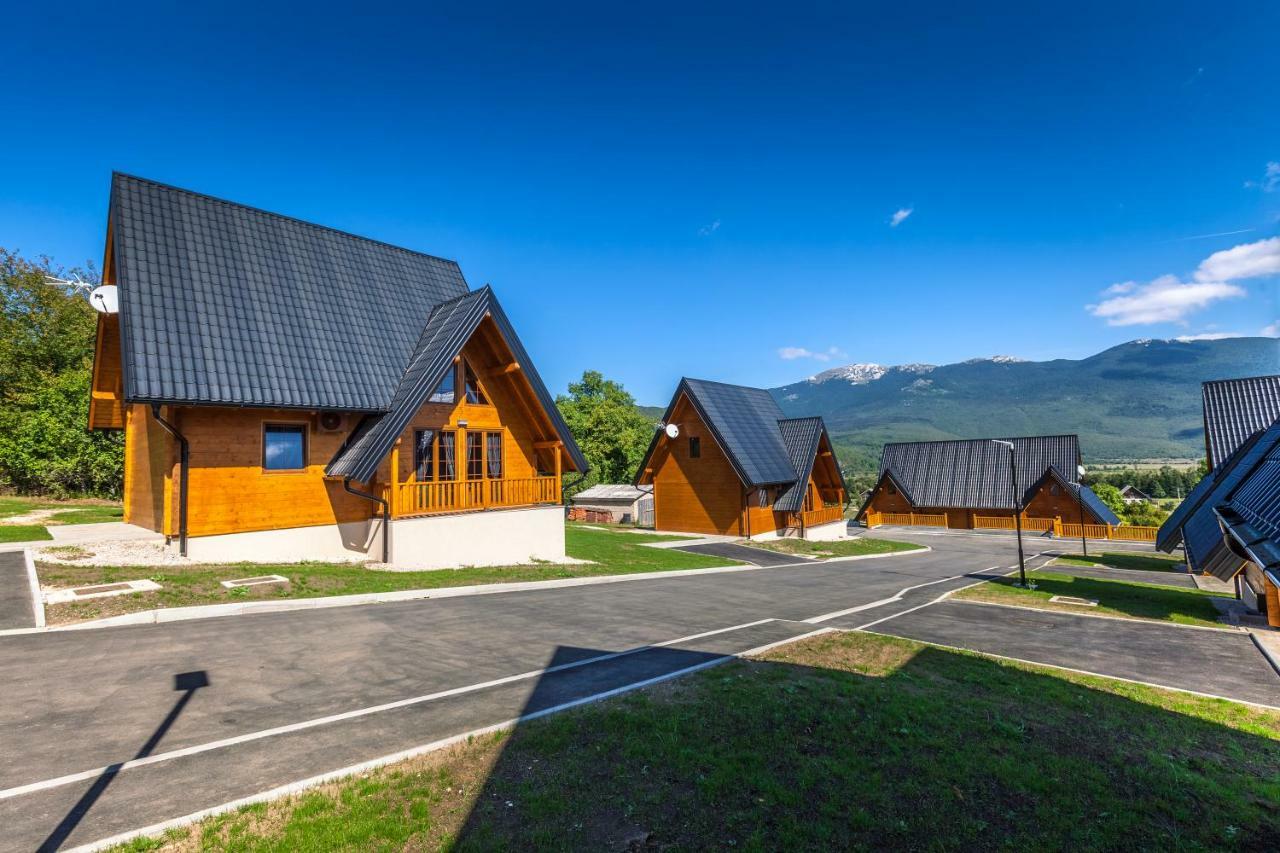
left=569, top=485, right=651, bottom=524
left=1158, top=375, right=1280, bottom=625
left=634, top=379, right=847, bottom=540
left=1120, top=485, right=1152, bottom=504
left=88, top=174, right=587, bottom=568
left=856, top=435, right=1120, bottom=530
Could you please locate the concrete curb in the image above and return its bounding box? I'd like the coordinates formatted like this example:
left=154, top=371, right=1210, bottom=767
left=23, top=549, right=44, bottom=629
left=1249, top=631, right=1280, bottom=679
left=0, top=545, right=929, bottom=636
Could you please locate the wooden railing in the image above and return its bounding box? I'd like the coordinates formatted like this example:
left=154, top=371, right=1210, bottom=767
left=801, top=504, right=845, bottom=529
left=873, top=511, right=947, bottom=528
left=1060, top=522, right=1159, bottom=542
left=394, top=476, right=560, bottom=518
left=974, top=515, right=1054, bottom=533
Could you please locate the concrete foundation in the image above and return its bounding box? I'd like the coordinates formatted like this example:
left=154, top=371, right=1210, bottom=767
left=803, top=519, right=848, bottom=541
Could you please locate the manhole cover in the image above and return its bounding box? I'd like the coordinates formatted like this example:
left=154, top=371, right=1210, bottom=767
left=72, top=582, right=134, bottom=596
left=1049, top=595, right=1099, bottom=607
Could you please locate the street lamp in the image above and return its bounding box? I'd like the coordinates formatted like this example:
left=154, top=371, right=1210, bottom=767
left=991, top=440, right=1027, bottom=587
left=1075, top=464, right=1089, bottom=559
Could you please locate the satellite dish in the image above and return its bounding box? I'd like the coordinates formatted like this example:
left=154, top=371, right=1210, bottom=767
left=664, top=423, right=680, bottom=439
left=88, top=285, right=119, bottom=314
left=1077, top=465, right=1087, bottom=478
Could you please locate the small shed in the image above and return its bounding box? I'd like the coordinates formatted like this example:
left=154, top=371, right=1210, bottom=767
left=1119, top=484, right=1152, bottom=504
left=569, top=485, right=652, bottom=524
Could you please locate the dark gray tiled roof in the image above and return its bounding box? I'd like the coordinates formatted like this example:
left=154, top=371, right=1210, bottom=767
left=775, top=417, right=825, bottom=513
left=1156, top=428, right=1268, bottom=552
left=682, top=379, right=797, bottom=486
left=326, top=287, right=588, bottom=483
left=110, top=173, right=469, bottom=410
left=1161, top=422, right=1280, bottom=581
left=878, top=435, right=1082, bottom=510
left=1202, top=375, right=1280, bottom=470
left=1215, top=433, right=1280, bottom=585
left=1066, top=478, right=1123, bottom=527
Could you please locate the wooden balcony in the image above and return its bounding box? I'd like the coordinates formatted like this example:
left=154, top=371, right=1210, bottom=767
left=390, top=476, right=561, bottom=519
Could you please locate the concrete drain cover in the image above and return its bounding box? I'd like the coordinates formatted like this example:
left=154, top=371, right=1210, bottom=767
left=46, top=579, right=162, bottom=604
left=1049, top=595, right=1099, bottom=607
left=220, top=574, right=289, bottom=589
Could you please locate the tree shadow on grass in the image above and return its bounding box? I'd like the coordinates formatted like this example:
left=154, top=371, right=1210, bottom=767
left=451, top=635, right=1280, bottom=850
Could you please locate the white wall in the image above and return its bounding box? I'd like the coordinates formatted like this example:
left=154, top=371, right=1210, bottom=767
left=388, top=505, right=565, bottom=569
left=803, top=519, right=848, bottom=541
left=180, top=518, right=384, bottom=564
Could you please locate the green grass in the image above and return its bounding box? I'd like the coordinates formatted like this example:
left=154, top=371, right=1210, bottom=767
left=119, top=632, right=1280, bottom=851
left=953, top=569, right=1225, bottom=627
left=751, top=537, right=922, bottom=558
left=0, top=524, right=52, bottom=543
left=1053, top=550, right=1185, bottom=573
left=38, top=526, right=736, bottom=625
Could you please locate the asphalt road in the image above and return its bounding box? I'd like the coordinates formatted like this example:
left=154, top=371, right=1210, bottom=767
left=0, top=531, right=1268, bottom=851
left=0, top=552, right=33, bottom=631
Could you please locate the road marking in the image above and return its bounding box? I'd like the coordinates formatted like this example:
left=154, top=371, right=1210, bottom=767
left=855, top=629, right=1280, bottom=712
left=0, top=617, right=777, bottom=802
left=64, top=625, right=835, bottom=853
left=803, top=574, right=968, bottom=624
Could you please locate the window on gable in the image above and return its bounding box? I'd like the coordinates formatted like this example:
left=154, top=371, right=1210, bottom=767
left=464, top=362, right=488, bottom=404
left=263, top=424, right=307, bottom=471
left=429, top=366, right=456, bottom=404
left=887, top=483, right=897, bottom=495
left=689, top=436, right=701, bottom=458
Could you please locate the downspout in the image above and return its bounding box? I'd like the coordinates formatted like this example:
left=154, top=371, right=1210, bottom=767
left=150, top=404, right=189, bottom=557
left=343, top=478, right=390, bottom=564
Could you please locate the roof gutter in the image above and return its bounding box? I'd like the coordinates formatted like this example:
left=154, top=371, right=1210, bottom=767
left=343, top=478, right=390, bottom=564
left=149, top=404, right=189, bottom=557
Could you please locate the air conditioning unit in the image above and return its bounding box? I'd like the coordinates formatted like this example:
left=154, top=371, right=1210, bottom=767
left=317, top=411, right=346, bottom=433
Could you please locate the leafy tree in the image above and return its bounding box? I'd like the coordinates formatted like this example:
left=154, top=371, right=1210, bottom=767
left=1121, top=500, right=1169, bottom=527
left=0, top=249, right=123, bottom=497
left=1090, top=482, right=1126, bottom=517
left=555, top=371, right=656, bottom=494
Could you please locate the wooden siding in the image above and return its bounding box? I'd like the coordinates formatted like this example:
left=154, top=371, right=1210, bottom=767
left=123, top=404, right=170, bottom=533
left=89, top=314, right=125, bottom=429
left=648, top=394, right=745, bottom=536
left=863, top=473, right=1110, bottom=528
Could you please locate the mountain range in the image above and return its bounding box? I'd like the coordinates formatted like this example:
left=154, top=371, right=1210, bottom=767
left=767, top=337, right=1279, bottom=472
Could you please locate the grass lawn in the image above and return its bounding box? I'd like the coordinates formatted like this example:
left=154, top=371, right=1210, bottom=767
left=119, top=631, right=1280, bottom=851
left=0, top=496, right=124, bottom=542
left=751, top=537, right=922, bottom=558
left=952, top=569, right=1225, bottom=627
left=1052, top=550, right=1185, bottom=573
left=0, top=524, right=53, bottom=543
left=39, top=526, right=737, bottom=625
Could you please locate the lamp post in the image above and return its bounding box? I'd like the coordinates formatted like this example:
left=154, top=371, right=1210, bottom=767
left=1076, top=465, right=1089, bottom=558
left=992, top=440, right=1027, bottom=587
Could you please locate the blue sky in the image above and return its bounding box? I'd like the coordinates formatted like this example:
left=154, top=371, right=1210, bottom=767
left=3, top=1, right=1277, bottom=404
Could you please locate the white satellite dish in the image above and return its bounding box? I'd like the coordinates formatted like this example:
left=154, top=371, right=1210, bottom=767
left=664, top=423, right=680, bottom=439
left=88, top=285, right=119, bottom=314
left=1077, top=465, right=1087, bottom=478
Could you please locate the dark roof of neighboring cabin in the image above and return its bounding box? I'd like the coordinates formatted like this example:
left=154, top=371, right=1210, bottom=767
left=1120, top=484, right=1151, bottom=498
left=325, top=286, right=588, bottom=483
left=1047, top=470, right=1123, bottom=527
left=634, top=379, right=838, bottom=496
left=1158, top=422, right=1280, bottom=581
left=1213, top=430, right=1280, bottom=585
left=110, top=173, right=470, bottom=411
left=1202, top=375, right=1280, bottom=470
left=877, top=435, right=1082, bottom=510
left=775, top=417, right=838, bottom=513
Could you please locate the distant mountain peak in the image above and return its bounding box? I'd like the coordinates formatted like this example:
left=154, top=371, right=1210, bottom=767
left=963, top=355, right=1027, bottom=364
left=808, top=361, right=937, bottom=385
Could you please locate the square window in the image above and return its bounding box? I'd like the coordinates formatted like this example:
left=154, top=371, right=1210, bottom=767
left=263, top=424, right=307, bottom=470
left=689, top=436, right=701, bottom=458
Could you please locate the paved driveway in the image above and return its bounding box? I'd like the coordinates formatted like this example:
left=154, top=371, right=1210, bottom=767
left=0, top=552, right=34, bottom=630
left=672, top=541, right=808, bottom=567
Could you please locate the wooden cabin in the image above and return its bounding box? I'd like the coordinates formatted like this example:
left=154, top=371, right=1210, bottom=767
left=634, top=379, right=847, bottom=540
left=1159, top=376, right=1280, bottom=626
left=88, top=173, right=587, bottom=568
left=1120, top=484, right=1152, bottom=504
left=856, top=435, right=1120, bottom=532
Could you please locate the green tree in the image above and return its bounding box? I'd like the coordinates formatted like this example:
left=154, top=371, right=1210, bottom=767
left=555, top=371, right=656, bottom=494
left=0, top=249, right=123, bottom=497
left=1090, top=482, right=1126, bottom=517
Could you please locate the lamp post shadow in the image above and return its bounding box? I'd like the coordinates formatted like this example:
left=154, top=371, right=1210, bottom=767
left=37, top=670, right=210, bottom=853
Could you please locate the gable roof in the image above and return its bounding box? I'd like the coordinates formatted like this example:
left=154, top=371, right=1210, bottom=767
left=1156, top=421, right=1280, bottom=580
left=877, top=435, right=1082, bottom=510
left=634, top=379, right=838, bottom=496
left=109, top=173, right=470, bottom=411
left=1215, top=437, right=1280, bottom=586
left=1120, top=484, right=1151, bottom=499
left=1039, top=467, right=1122, bottom=526
left=325, top=286, right=587, bottom=483
left=775, top=417, right=840, bottom=513
left=1156, top=427, right=1270, bottom=552
left=1202, top=375, right=1280, bottom=470
left=571, top=485, right=649, bottom=503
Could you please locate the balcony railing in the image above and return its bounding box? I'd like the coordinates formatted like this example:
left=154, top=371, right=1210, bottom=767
left=801, top=504, right=846, bottom=529
left=392, top=476, right=561, bottom=519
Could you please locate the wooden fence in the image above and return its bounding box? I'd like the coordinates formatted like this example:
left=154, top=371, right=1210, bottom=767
left=866, top=510, right=1159, bottom=542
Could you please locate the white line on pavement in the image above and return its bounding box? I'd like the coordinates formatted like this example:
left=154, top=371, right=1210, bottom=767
left=803, top=574, right=968, bottom=624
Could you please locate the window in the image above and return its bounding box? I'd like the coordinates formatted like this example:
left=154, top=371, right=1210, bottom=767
left=437, top=431, right=457, bottom=480
left=1049, top=483, right=1062, bottom=496
left=466, top=432, right=484, bottom=480
left=758, top=488, right=770, bottom=508
left=263, top=424, right=307, bottom=470
left=887, top=483, right=897, bottom=495
left=464, top=362, right=488, bottom=404
left=414, top=429, right=435, bottom=480
left=429, top=366, right=456, bottom=404
left=486, top=432, right=503, bottom=479
left=689, top=436, right=701, bottom=458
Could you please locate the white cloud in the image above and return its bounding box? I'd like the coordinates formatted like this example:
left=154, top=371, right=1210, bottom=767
left=1195, top=236, right=1280, bottom=282
left=1088, top=275, right=1245, bottom=326
left=698, top=219, right=720, bottom=236
left=1244, top=161, right=1280, bottom=192
left=778, top=345, right=847, bottom=362
left=889, top=207, right=913, bottom=228
left=1103, top=281, right=1136, bottom=295
left=1263, top=322, right=1279, bottom=337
